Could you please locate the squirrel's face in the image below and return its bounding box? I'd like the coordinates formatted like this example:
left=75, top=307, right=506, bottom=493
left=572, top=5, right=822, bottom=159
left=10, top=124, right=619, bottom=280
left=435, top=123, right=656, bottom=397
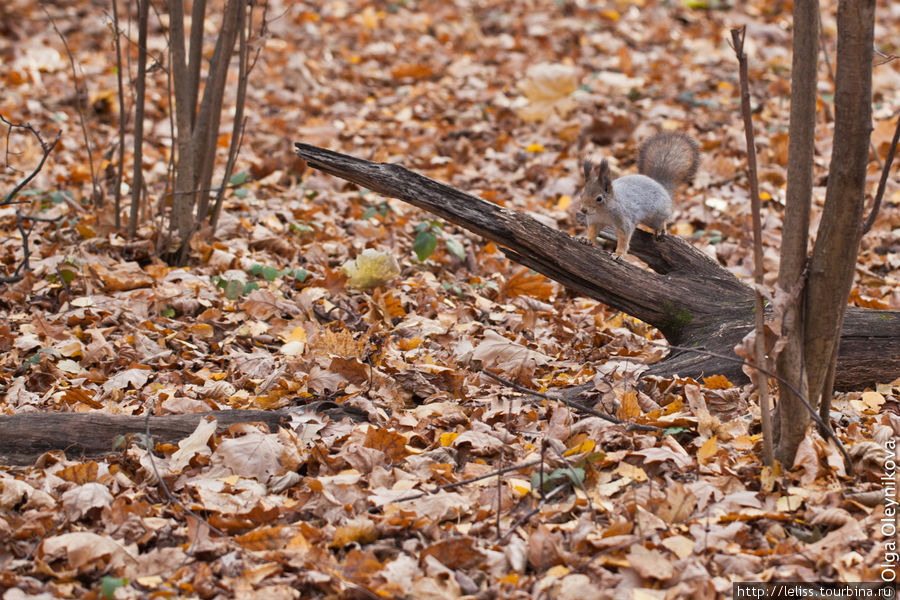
left=579, top=158, right=614, bottom=218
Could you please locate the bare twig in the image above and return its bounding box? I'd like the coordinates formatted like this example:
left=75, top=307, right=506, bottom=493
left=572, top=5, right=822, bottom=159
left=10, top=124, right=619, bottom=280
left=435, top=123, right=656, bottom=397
left=478, top=368, right=662, bottom=433
left=1, top=115, right=61, bottom=205
left=369, top=458, right=544, bottom=509
left=862, top=111, right=900, bottom=234
left=0, top=116, right=63, bottom=283
left=874, top=47, right=899, bottom=66
left=40, top=3, right=99, bottom=205
left=499, top=483, right=566, bottom=544
left=731, top=26, right=775, bottom=469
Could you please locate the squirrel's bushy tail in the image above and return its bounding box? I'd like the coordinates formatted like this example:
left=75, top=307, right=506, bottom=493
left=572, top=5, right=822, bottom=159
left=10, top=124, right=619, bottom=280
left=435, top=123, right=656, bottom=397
left=637, top=132, right=699, bottom=195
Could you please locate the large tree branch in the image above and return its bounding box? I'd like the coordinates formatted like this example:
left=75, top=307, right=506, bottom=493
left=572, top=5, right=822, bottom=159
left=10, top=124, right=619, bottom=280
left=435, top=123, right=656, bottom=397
left=293, top=142, right=900, bottom=391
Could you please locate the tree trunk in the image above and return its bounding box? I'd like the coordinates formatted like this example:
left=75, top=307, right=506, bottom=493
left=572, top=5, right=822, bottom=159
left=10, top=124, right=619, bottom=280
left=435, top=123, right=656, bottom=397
left=803, top=0, right=875, bottom=441
left=775, top=0, right=819, bottom=464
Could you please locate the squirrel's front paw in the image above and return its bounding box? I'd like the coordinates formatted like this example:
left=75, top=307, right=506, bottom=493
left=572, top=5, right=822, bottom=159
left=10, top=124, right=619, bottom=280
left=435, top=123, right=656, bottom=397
left=576, top=236, right=594, bottom=246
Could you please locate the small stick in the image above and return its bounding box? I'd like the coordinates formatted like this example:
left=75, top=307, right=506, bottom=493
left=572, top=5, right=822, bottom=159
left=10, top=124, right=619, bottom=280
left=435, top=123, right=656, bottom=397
left=479, top=368, right=662, bottom=433
left=731, top=26, right=775, bottom=469
left=861, top=111, right=900, bottom=234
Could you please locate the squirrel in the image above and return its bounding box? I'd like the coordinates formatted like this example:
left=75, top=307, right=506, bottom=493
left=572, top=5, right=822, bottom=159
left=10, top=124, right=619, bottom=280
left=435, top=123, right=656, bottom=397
left=579, top=132, right=699, bottom=257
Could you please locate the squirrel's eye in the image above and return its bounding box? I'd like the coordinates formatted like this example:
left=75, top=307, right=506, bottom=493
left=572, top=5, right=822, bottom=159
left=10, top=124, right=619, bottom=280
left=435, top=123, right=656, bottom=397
left=594, top=195, right=604, bottom=204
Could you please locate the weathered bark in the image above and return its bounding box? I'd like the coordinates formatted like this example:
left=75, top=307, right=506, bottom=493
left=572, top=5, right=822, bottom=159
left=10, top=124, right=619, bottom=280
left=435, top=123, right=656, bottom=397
left=0, top=403, right=368, bottom=466
left=776, top=0, right=819, bottom=463
left=805, top=0, right=875, bottom=429
left=0, top=410, right=290, bottom=466
left=293, top=142, right=900, bottom=390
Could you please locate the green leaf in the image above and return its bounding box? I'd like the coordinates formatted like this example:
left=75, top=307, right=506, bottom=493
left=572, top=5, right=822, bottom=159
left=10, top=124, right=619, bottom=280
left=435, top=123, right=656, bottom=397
left=290, top=222, right=314, bottom=234
left=260, top=265, right=280, bottom=281
left=223, top=279, right=245, bottom=300
left=243, top=281, right=259, bottom=294
left=101, top=576, right=128, bottom=600
left=59, top=267, right=77, bottom=285
left=664, top=426, right=691, bottom=437
left=414, top=221, right=430, bottom=233
left=22, top=353, right=42, bottom=369
left=292, top=268, right=308, bottom=282
left=362, top=206, right=378, bottom=220
left=161, top=306, right=176, bottom=318
left=561, top=466, right=585, bottom=486
left=234, top=187, right=248, bottom=198
left=228, top=170, right=249, bottom=185
left=413, top=230, right=438, bottom=261
left=531, top=467, right=585, bottom=493
left=445, top=237, right=466, bottom=261
left=248, top=264, right=264, bottom=276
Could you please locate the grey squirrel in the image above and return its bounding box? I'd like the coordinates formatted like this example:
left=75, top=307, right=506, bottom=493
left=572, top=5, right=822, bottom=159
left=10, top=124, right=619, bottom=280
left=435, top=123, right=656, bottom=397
left=579, top=132, right=699, bottom=256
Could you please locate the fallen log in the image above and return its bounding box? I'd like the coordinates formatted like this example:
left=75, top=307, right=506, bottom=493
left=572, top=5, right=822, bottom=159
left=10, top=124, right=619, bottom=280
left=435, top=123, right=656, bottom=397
left=292, top=142, right=900, bottom=390
left=0, top=410, right=290, bottom=466
left=0, top=402, right=370, bottom=466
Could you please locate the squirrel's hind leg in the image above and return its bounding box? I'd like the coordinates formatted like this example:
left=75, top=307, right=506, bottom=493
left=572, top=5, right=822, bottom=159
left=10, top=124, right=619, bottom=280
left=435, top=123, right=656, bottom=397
left=614, top=229, right=631, bottom=256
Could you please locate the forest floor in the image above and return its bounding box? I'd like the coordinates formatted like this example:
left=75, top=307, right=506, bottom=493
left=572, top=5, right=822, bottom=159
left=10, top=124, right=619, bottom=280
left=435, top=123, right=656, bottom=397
left=1, top=0, right=899, bottom=598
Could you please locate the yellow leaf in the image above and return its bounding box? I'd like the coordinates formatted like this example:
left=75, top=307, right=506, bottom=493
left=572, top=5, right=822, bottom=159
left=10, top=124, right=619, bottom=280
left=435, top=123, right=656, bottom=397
left=600, top=9, right=620, bottom=20
left=360, top=5, right=379, bottom=29
left=502, top=268, right=555, bottom=301
left=617, top=390, right=642, bottom=420
left=398, top=337, right=423, bottom=351
left=190, top=323, right=214, bottom=339
left=697, top=435, right=718, bottom=464
left=288, top=327, right=307, bottom=343
left=702, top=374, right=732, bottom=389
left=364, top=427, right=410, bottom=461
left=331, top=518, right=378, bottom=548
left=564, top=439, right=595, bottom=456
left=616, top=462, right=647, bottom=482
left=391, top=63, right=434, bottom=80
left=525, top=143, right=544, bottom=152
left=440, top=432, right=458, bottom=446
left=341, top=249, right=400, bottom=289
left=556, top=195, right=571, bottom=211
left=545, top=565, right=570, bottom=578
left=508, top=478, right=531, bottom=496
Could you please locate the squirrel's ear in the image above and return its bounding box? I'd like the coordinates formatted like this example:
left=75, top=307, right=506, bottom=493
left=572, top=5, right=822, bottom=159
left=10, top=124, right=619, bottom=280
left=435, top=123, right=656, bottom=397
left=582, top=160, right=592, bottom=180
left=599, top=159, right=612, bottom=191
